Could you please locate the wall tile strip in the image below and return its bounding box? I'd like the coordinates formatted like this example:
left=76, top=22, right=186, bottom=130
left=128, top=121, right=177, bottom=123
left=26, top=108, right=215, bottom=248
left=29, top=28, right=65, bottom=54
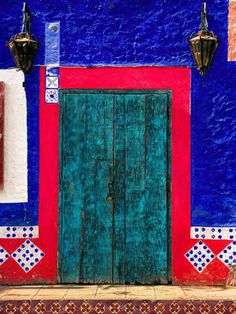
left=0, top=300, right=234, bottom=314
left=45, top=22, right=60, bottom=66
left=228, top=0, right=236, bottom=61
left=191, top=226, right=236, bottom=240
left=45, top=67, right=59, bottom=104
left=0, top=226, right=38, bottom=238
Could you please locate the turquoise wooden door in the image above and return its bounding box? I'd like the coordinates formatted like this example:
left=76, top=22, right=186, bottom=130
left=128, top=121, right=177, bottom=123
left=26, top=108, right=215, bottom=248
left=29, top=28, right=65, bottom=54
left=59, top=90, right=170, bottom=284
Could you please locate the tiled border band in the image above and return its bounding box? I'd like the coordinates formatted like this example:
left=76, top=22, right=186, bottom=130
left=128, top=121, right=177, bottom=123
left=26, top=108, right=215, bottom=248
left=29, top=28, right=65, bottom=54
left=0, top=226, right=38, bottom=238
left=191, top=227, right=236, bottom=240
left=0, top=300, right=235, bottom=314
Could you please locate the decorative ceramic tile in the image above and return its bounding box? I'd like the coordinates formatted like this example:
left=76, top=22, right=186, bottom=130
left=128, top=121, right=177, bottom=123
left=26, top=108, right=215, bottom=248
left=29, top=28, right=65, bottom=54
left=154, top=302, right=165, bottom=313
left=5, top=303, right=16, bottom=314
left=0, top=226, right=38, bottom=238
left=229, top=303, right=236, bottom=313
left=169, top=302, right=180, bottom=313
left=46, top=76, right=59, bottom=89
left=46, top=67, right=59, bottom=77
left=185, top=241, right=215, bottom=272
left=64, top=302, right=76, bottom=313
left=50, top=302, right=61, bottom=313
left=35, top=302, right=46, bottom=313
left=80, top=302, right=91, bottom=313
left=109, top=303, right=120, bottom=314
left=20, top=302, right=31, bottom=314
left=217, top=241, right=236, bottom=268
left=95, top=303, right=106, bottom=314
left=139, top=302, right=150, bottom=313
left=0, top=301, right=234, bottom=314
left=191, top=227, right=236, bottom=240
left=45, top=89, right=59, bottom=104
left=45, top=22, right=60, bottom=66
left=11, top=239, right=45, bottom=272
left=0, top=245, right=10, bottom=265
left=45, top=67, right=59, bottom=104
left=124, top=303, right=135, bottom=314
left=214, top=302, right=226, bottom=314
left=199, top=302, right=210, bottom=313
left=183, top=302, right=195, bottom=314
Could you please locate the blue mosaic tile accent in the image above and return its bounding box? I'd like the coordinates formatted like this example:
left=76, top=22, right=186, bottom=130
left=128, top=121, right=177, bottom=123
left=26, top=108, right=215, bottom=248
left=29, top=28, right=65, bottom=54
left=11, top=240, right=45, bottom=272
left=45, top=67, right=59, bottom=104
left=191, top=227, right=236, bottom=240
left=185, top=241, right=215, bottom=273
left=45, top=22, right=60, bottom=66
left=217, top=241, right=236, bottom=268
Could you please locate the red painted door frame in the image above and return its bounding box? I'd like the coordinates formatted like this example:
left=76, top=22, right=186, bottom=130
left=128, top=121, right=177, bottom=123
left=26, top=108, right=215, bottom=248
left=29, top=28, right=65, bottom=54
left=59, top=67, right=191, bottom=283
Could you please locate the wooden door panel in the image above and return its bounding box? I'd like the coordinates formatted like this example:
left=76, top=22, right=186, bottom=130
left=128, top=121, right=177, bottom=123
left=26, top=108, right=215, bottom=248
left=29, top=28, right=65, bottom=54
left=59, top=90, right=170, bottom=284
left=113, top=93, right=169, bottom=284
left=60, top=93, right=113, bottom=283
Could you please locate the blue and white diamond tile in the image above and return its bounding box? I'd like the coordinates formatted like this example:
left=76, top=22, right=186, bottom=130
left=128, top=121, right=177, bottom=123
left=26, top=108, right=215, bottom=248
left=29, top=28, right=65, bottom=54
left=217, top=241, right=236, bottom=268
left=185, top=241, right=215, bottom=273
left=11, top=240, right=45, bottom=272
left=0, top=245, right=10, bottom=266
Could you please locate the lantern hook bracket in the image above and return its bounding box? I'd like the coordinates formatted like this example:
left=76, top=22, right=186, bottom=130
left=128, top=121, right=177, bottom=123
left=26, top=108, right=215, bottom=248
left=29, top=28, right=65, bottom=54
left=201, top=2, right=208, bottom=33
left=21, top=2, right=31, bottom=34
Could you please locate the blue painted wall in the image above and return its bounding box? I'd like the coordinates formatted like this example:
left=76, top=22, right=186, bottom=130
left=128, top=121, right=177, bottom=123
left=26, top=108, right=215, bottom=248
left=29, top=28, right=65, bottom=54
left=0, top=0, right=235, bottom=227
left=0, top=69, right=39, bottom=226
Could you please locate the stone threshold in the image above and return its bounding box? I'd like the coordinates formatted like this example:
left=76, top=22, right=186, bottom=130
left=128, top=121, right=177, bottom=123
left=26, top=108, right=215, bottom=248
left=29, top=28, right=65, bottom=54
left=0, top=285, right=236, bottom=301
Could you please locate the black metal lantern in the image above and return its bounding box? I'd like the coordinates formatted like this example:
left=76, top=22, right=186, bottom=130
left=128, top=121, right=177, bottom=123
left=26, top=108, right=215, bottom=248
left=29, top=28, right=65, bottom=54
left=189, top=3, right=218, bottom=75
left=7, top=2, right=39, bottom=74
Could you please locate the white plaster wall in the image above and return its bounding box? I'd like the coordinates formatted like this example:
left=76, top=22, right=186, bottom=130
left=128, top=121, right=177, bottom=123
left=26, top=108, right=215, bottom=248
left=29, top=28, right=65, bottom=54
left=0, top=69, right=27, bottom=203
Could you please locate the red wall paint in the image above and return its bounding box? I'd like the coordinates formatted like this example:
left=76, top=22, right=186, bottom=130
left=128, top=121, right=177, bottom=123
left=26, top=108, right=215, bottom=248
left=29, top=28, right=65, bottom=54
left=0, top=66, right=228, bottom=284
left=60, top=67, right=230, bottom=284
left=0, top=68, right=58, bottom=284
left=60, top=66, right=191, bottom=284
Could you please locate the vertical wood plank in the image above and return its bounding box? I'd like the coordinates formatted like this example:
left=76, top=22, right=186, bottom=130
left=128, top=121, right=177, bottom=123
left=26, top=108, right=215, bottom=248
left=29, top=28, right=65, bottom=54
left=60, top=93, right=86, bottom=283
left=83, top=94, right=113, bottom=283
left=113, top=95, right=126, bottom=283
left=125, top=94, right=146, bottom=284
left=144, top=94, right=169, bottom=283
left=0, top=82, right=4, bottom=190
left=60, top=92, right=113, bottom=283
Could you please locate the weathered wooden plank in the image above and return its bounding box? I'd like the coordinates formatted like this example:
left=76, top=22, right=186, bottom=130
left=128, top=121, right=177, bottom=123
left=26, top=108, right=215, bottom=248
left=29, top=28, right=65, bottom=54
left=144, top=94, right=169, bottom=283
left=60, top=92, right=113, bottom=283
left=113, top=95, right=126, bottom=283
left=88, top=94, right=113, bottom=283
left=125, top=94, right=146, bottom=284
left=0, top=82, right=4, bottom=190
left=59, top=93, right=86, bottom=283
